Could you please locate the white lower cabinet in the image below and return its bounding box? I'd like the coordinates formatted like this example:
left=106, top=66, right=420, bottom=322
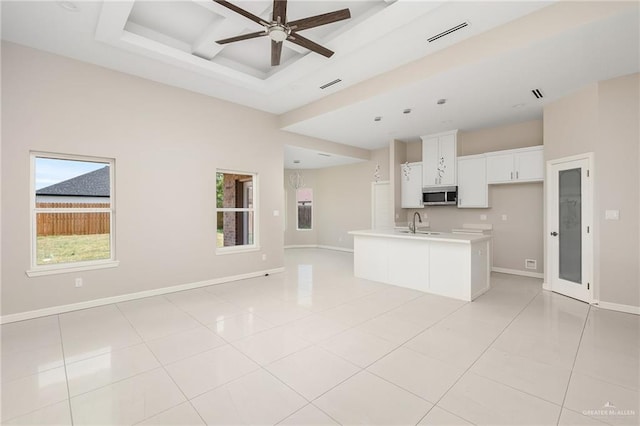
left=457, top=155, right=488, bottom=208
left=352, top=231, right=491, bottom=301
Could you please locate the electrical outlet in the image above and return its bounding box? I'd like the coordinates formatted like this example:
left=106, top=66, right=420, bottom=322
left=502, top=214, right=508, bottom=221
left=525, top=259, right=537, bottom=270
left=262, top=254, right=267, bottom=261
left=338, top=236, right=343, bottom=242
left=480, top=214, right=487, bottom=221
left=605, top=210, right=619, bottom=220
left=273, top=210, right=280, bottom=217
left=75, top=278, right=83, bottom=288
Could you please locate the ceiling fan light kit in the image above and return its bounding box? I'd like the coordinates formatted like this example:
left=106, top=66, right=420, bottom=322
left=268, top=24, right=289, bottom=42
left=214, top=0, right=351, bottom=66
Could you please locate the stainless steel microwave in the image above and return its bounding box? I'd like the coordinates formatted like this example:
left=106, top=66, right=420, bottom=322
left=422, top=186, right=457, bottom=206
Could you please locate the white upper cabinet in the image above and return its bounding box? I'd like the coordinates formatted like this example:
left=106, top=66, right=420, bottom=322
left=401, top=162, right=423, bottom=208
left=457, top=155, right=488, bottom=208
left=486, top=146, right=544, bottom=184
left=422, top=130, right=458, bottom=187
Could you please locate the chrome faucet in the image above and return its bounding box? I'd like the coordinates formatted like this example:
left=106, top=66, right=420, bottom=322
left=409, top=211, right=422, bottom=233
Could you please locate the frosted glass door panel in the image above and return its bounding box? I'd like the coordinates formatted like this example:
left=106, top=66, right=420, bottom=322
left=558, top=168, right=581, bottom=284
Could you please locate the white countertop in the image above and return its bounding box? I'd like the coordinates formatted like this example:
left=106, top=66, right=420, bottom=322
left=349, top=229, right=492, bottom=244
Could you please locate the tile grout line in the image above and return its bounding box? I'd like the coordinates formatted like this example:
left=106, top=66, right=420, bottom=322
left=56, top=314, right=75, bottom=426
left=555, top=303, right=592, bottom=426
left=0, top=316, right=75, bottom=424
left=113, top=301, right=211, bottom=426
left=277, top=297, right=478, bottom=424
left=413, top=287, right=544, bottom=425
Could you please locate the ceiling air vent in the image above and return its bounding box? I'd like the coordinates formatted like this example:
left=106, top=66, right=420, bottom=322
left=531, top=89, right=544, bottom=99
left=428, top=22, right=469, bottom=43
left=320, top=78, right=342, bottom=90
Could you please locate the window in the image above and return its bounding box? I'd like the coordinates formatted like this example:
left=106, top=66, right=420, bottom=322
left=216, top=170, right=258, bottom=252
left=296, top=188, right=313, bottom=230
left=28, top=153, right=117, bottom=276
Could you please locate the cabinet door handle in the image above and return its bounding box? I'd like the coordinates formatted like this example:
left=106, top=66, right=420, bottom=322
left=510, top=172, right=513, bottom=180
left=516, top=171, right=519, bottom=179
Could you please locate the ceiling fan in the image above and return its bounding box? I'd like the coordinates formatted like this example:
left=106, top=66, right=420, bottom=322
left=214, top=0, right=351, bottom=66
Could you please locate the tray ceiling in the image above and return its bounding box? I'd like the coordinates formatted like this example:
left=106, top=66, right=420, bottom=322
left=2, top=1, right=639, bottom=156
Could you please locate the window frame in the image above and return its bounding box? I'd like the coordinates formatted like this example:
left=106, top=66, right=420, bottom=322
left=27, top=152, right=118, bottom=277
left=215, top=169, right=259, bottom=255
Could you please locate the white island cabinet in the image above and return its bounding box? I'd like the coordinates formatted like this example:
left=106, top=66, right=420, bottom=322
left=349, top=229, right=491, bottom=301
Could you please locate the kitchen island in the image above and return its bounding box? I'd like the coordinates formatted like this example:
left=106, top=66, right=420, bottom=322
left=349, top=229, right=491, bottom=301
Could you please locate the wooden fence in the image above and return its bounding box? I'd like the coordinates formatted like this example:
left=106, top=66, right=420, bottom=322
left=36, top=203, right=110, bottom=236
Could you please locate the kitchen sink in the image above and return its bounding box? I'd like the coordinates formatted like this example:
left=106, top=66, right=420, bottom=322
left=397, top=230, right=441, bottom=235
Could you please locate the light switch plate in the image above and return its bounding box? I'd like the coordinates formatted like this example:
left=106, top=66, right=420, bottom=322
left=480, top=214, right=487, bottom=221
left=605, top=210, right=619, bottom=220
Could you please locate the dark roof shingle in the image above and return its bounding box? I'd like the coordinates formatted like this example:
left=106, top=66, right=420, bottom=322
left=36, top=166, right=110, bottom=197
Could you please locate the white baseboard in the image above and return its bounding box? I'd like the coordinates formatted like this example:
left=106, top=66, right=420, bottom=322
left=594, top=301, right=640, bottom=315
left=285, top=244, right=354, bottom=253
left=0, top=267, right=285, bottom=324
left=492, top=267, right=544, bottom=279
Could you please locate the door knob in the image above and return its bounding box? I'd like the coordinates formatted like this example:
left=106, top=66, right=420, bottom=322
left=550, top=231, right=558, bottom=236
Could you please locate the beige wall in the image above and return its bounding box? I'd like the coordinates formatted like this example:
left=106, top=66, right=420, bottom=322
left=395, top=120, right=545, bottom=275
left=459, top=120, right=544, bottom=155
left=0, top=42, right=330, bottom=316
left=544, top=73, right=640, bottom=308
left=391, top=140, right=407, bottom=225
left=284, top=148, right=390, bottom=250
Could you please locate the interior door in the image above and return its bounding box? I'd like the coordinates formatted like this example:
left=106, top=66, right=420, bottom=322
left=547, top=155, right=593, bottom=302
left=371, top=181, right=392, bottom=229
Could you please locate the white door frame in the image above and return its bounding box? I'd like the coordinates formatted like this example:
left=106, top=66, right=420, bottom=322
left=545, top=152, right=594, bottom=303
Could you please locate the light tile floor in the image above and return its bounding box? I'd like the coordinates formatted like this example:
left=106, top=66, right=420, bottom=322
left=1, top=248, right=639, bottom=425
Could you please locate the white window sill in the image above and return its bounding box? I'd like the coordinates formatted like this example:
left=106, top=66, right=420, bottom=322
left=26, top=260, right=120, bottom=277
left=216, top=245, right=260, bottom=256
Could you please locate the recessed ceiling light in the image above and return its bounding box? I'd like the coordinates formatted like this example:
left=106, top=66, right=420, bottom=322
left=403, top=108, right=412, bottom=114
left=293, top=160, right=301, bottom=164
left=58, top=1, right=80, bottom=12
left=437, top=99, right=447, bottom=105
left=374, top=116, right=382, bottom=122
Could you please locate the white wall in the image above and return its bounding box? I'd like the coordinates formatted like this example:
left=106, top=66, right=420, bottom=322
left=0, top=42, right=333, bottom=317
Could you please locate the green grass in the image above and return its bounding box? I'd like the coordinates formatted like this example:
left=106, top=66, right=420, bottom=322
left=37, top=234, right=110, bottom=265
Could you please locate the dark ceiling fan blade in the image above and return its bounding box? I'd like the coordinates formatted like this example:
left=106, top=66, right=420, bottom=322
left=288, top=8, right=351, bottom=32
left=287, top=32, right=334, bottom=58
left=271, top=40, right=283, bottom=66
left=213, top=0, right=270, bottom=27
left=272, top=0, right=287, bottom=24
left=216, top=31, right=266, bottom=44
